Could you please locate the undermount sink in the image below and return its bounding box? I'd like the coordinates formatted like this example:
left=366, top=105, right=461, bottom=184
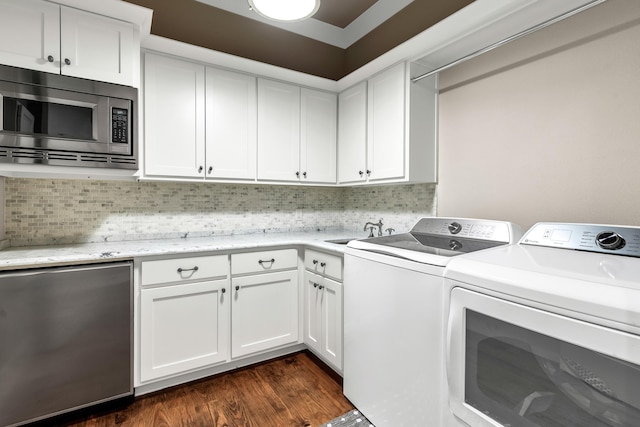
left=324, top=238, right=353, bottom=245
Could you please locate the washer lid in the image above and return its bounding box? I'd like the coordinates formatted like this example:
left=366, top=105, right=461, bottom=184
left=347, top=217, right=522, bottom=265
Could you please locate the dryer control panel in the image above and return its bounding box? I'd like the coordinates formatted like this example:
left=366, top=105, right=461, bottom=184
left=520, top=222, right=640, bottom=257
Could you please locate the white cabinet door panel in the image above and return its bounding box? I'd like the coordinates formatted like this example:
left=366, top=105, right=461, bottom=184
left=144, top=54, right=205, bottom=178
left=231, top=270, right=298, bottom=358
left=257, top=79, right=300, bottom=181
left=60, top=7, right=134, bottom=85
left=205, top=68, right=257, bottom=180
left=140, top=279, right=229, bottom=382
left=300, top=88, right=336, bottom=184
left=337, top=82, right=367, bottom=184
left=367, top=62, right=406, bottom=182
left=0, top=0, right=60, bottom=73
left=322, top=278, right=342, bottom=370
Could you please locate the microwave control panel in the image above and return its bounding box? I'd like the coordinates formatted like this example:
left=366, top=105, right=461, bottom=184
left=111, top=108, right=129, bottom=144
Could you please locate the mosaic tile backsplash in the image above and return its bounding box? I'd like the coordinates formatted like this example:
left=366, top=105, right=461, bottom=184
left=4, top=178, right=436, bottom=247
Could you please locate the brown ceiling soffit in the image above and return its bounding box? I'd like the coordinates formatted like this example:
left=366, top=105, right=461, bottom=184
left=124, top=0, right=473, bottom=81
left=125, top=0, right=346, bottom=80
left=344, top=0, right=475, bottom=76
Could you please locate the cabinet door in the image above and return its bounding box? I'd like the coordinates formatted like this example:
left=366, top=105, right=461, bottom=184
left=304, top=271, right=323, bottom=355
left=321, top=277, right=343, bottom=370
left=367, top=62, right=406, bottom=182
left=60, top=7, right=134, bottom=86
left=304, top=271, right=342, bottom=371
left=205, top=68, right=257, bottom=180
left=144, top=54, right=205, bottom=178
left=140, top=279, right=229, bottom=382
left=231, top=270, right=298, bottom=358
left=337, top=82, right=367, bottom=184
left=257, top=79, right=300, bottom=182
left=300, top=88, right=337, bottom=184
left=0, top=0, right=60, bottom=73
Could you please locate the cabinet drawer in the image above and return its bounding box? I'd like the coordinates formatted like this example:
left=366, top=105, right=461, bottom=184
left=231, top=249, right=297, bottom=275
left=304, top=249, right=343, bottom=281
left=141, top=255, right=228, bottom=286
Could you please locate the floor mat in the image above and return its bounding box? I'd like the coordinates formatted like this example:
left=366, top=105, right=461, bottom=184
left=318, top=409, right=375, bottom=427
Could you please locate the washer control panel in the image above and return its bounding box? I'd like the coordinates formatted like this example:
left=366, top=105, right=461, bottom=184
left=520, top=222, right=640, bottom=257
left=410, top=218, right=520, bottom=243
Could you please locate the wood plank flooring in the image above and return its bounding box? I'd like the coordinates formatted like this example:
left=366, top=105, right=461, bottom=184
left=38, top=351, right=355, bottom=427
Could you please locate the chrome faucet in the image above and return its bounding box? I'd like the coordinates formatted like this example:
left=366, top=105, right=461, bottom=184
left=364, top=219, right=384, bottom=238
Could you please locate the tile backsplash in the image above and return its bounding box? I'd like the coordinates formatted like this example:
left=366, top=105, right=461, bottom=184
left=4, top=178, right=436, bottom=247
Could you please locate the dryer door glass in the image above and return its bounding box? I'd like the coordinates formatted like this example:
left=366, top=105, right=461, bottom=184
left=465, top=310, right=640, bottom=427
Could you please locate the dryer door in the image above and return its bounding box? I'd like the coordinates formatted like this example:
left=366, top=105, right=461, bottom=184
left=447, top=286, right=640, bottom=427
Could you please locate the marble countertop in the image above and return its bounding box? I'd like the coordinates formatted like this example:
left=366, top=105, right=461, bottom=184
left=0, top=230, right=366, bottom=271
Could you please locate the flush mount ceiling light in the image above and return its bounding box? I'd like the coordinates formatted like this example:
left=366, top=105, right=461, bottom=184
left=248, top=0, right=321, bottom=22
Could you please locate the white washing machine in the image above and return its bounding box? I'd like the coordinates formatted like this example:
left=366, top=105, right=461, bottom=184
left=443, top=222, right=640, bottom=427
left=343, top=217, right=522, bottom=427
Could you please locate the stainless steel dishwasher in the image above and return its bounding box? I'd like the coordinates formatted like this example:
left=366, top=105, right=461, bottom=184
left=0, top=261, right=133, bottom=427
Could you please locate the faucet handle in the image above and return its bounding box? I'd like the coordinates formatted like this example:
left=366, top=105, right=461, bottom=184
left=385, top=228, right=395, bottom=235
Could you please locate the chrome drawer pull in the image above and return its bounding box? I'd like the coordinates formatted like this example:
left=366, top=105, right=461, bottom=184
left=258, top=258, right=275, bottom=265
left=177, top=266, right=199, bottom=273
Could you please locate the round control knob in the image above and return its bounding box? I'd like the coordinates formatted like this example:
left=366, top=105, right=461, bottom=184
left=596, top=231, right=626, bottom=250
left=448, top=222, right=462, bottom=234
left=449, top=240, right=462, bottom=251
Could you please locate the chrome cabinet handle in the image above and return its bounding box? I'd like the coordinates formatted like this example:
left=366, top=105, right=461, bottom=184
left=47, top=55, right=54, bottom=63
left=258, top=258, right=275, bottom=265
left=177, top=266, right=199, bottom=273
left=64, top=58, right=71, bottom=66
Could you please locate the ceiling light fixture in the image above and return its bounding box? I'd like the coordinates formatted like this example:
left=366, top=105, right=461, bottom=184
left=248, top=0, right=321, bottom=22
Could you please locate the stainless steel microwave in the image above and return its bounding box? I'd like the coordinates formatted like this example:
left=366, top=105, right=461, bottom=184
left=0, top=64, right=137, bottom=170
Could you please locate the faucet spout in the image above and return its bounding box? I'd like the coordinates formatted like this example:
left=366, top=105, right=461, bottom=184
left=363, top=219, right=384, bottom=237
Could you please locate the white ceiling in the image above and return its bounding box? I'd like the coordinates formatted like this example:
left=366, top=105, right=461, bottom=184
left=194, top=0, right=414, bottom=49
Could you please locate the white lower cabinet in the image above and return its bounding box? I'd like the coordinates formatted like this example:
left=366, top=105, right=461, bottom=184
left=230, top=249, right=299, bottom=358
left=140, top=279, right=229, bottom=382
left=303, top=249, right=343, bottom=372
left=231, top=269, right=299, bottom=358
left=304, top=271, right=342, bottom=371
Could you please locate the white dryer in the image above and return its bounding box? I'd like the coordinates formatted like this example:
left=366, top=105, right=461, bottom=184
left=343, top=217, right=522, bottom=427
left=443, top=222, right=640, bottom=427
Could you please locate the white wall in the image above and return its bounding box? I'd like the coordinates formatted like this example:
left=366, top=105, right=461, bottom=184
left=437, top=0, right=640, bottom=230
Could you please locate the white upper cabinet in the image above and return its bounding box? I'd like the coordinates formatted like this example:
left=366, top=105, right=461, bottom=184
left=0, top=0, right=136, bottom=86
left=206, top=68, right=257, bottom=180
left=0, top=0, right=60, bottom=73
left=257, top=79, right=301, bottom=182
left=337, top=62, right=437, bottom=185
left=300, top=88, right=337, bottom=184
left=144, top=53, right=205, bottom=178
left=337, top=82, right=367, bottom=184
left=59, top=7, right=134, bottom=86
left=257, top=79, right=337, bottom=184
left=367, top=62, right=406, bottom=182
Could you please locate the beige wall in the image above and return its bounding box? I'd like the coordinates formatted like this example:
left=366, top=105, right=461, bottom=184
left=437, top=0, right=640, bottom=230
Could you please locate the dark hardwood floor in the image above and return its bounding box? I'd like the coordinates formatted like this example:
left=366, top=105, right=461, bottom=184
left=39, top=351, right=354, bottom=427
